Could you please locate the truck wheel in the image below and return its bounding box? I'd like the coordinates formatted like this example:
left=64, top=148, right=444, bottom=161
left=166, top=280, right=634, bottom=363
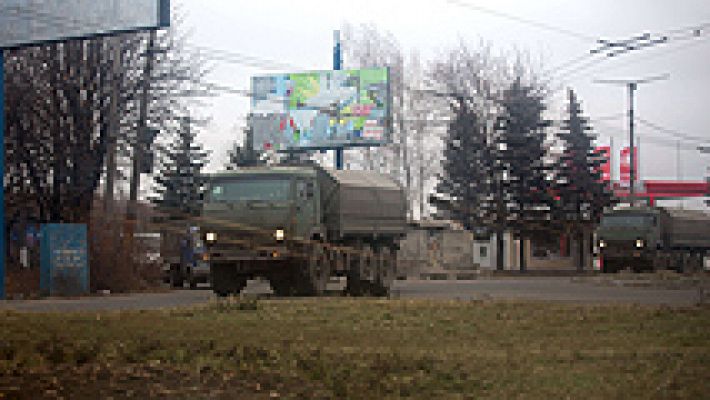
left=603, top=261, right=619, bottom=274
left=305, top=244, right=330, bottom=295
left=170, top=265, right=184, bottom=288
left=346, top=246, right=375, bottom=296
left=268, top=271, right=298, bottom=296
left=212, top=263, right=248, bottom=296
left=372, top=247, right=395, bottom=296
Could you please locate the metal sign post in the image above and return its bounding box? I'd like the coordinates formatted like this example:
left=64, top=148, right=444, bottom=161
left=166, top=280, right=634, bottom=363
left=333, top=30, right=344, bottom=170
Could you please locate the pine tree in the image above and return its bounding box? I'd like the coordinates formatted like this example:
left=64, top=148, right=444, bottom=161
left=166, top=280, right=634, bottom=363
left=152, top=116, right=210, bottom=217
left=483, top=78, right=552, bottom=270
left=435, top=95, right=490, bottom=231
left=554, top=89, right=614, bottom=269
left=224, top=123, right=264, bottom=170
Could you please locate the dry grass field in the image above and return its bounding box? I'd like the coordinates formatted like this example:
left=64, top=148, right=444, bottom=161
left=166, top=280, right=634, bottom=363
left=1, top=298, right=708, bottom=399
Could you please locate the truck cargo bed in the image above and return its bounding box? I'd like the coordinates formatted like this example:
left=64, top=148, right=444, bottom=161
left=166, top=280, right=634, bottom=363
left=661, top=208, right=710, bottom=249
left=321, top=169, right=407, bottom=239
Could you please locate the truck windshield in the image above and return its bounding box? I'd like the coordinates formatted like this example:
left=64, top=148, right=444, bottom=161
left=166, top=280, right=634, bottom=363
left=209, top=179, right=291, bottom=202
left=600, top=214, right=655, bottom=228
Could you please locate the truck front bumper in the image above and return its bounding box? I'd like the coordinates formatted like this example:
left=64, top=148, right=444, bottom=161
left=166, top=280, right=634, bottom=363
left=206, top=245, right=292, bottom=262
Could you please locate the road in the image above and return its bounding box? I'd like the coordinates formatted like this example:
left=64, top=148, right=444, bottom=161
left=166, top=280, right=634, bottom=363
left=1, top=277, right=704, bottom=312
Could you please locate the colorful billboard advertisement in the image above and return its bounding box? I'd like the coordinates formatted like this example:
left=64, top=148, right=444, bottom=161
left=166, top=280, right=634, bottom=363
left=620, top=146, right=638, bottom=184
left=250, top=67, right=391, bottom=151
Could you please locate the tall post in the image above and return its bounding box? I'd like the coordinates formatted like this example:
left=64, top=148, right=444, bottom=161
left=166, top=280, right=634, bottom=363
left=333, top=30, right=344, bottom=170
left=129, top=30, right=156, bottom=220
left=628, top=82, right=636, bottom=198
left=595, top=74, right=668, bottom=202
left=678, top=140, right=683, bottom=209
left=0, top=49, right=5, bottom=299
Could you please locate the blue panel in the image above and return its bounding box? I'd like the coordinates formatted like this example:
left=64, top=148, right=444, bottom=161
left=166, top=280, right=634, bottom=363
left=0, top=50, right=4, bottom=299
left=40, top=224, right=89, bottom=296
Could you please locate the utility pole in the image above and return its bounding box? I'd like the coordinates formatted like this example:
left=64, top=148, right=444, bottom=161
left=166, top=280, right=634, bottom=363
left=677, top=140, right=684, bottom=208
left=128, top=30, right=156, bottom=220
left=333, top=30, right=344, bottom=170
left=594, top=74, right=668, bottom=200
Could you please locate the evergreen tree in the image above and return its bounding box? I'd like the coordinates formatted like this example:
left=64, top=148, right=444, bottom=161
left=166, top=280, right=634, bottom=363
left=224, top=122, right=264, bottom=170
left=483, top=78, right=552, bottom=270
left=152, top=116, right=210, bottom=216
left=435, top=95, right=490, bottom=231
left=554, top=89, right=614, bottom=269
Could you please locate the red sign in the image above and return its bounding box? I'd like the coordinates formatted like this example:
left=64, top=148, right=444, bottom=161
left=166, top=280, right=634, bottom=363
left=620, top=146, right=638, bottom=184
left=595, top=146, right=611, bottom=182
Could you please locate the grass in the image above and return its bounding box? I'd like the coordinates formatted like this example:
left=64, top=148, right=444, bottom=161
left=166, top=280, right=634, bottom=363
left=1, top=298, right=709, bottom=399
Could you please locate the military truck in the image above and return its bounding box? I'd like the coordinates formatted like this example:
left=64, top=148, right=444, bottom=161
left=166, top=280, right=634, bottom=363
left=199, top=163, right=407, bottom=296
left=597, top=205, right=710, bottom=273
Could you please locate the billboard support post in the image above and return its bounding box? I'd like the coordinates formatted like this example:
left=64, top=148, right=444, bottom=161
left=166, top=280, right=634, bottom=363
left=333, top=30, right=344, bottom=170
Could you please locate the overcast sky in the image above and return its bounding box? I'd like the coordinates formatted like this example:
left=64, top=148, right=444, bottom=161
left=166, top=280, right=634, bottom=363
left=179, top=0, right=709, bottom=206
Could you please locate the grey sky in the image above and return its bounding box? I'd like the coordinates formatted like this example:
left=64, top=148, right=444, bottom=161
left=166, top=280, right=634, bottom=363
left=179, top=0, right=709, bottom=205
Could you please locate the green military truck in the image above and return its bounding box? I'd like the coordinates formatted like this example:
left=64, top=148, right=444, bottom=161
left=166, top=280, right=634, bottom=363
left=597, top=206, right=710, bottom=273
left=199, top=163, right=407, bottom=296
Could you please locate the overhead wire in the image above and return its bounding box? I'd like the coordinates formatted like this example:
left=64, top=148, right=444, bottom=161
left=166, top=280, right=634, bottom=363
left=442, top=0, right=596, bottom=42
left=592, top=119, right=706, bottom=151
left=635, top=117, right=709, bottom=145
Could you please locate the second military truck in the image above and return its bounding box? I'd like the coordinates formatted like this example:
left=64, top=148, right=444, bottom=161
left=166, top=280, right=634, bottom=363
left=199, top=163, right=407, bottom=296
left=597, top=205, right=710, bottom=273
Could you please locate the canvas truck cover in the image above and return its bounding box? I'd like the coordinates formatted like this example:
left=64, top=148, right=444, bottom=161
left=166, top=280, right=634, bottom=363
left=661, top=208, right=710, bottom=249
left=321, top=169, right=407, bottom=239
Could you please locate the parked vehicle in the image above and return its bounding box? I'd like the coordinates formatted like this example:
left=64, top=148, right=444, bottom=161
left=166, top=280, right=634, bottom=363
left=597, top=206, right=710, bottom=273
left=200, top=163, right=407, bottom=296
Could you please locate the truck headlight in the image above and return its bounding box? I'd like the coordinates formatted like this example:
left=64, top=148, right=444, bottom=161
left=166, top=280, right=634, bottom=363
left=635, top=239, right=644, bottom=249
left=275, top=229, right=285, bottom=241
left=205, top=232, right=217, bottom=242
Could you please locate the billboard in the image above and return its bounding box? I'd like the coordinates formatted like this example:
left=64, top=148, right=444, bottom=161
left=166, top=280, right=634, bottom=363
left=0, top=0, right=170, bottom=49
left=250, top=67, right=391, bottom=151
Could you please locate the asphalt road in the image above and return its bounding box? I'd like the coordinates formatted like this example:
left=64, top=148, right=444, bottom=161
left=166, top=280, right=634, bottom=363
left=1, top=277, right=704, bottom=312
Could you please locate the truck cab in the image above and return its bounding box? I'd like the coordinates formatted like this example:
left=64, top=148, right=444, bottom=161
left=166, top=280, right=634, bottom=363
left=203, top=166, right=324, bottom=243
left=597, top=206, right=661, bottom=272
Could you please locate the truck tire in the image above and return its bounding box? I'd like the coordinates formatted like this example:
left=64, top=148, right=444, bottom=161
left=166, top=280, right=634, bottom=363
left=170, top=264, right=184, bottom=288
left=268, top=268, right=301, bottom=296
left=372, top=247, right=395, bottom=296
left=268, top=277, right=293, bottom=296
left=346, top=245, right=375, bottom=296
left=602, top=260, right=620, bottom=274
left=305, top=244, right=330, bottom=295
left=211, top=263, right=248, bottom=296
left=346, top=245, right=389, bottom=296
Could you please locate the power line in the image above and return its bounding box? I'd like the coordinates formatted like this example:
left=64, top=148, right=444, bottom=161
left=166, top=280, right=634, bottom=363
left=635, top=117, right=709, bottom=145
left=188, top=45, right=302, bottom=71
left=553, top=22, right=710, bottom=86
left=442, top=0, right=595, bottom=42
left=593, top=119, right=705, bottom=150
